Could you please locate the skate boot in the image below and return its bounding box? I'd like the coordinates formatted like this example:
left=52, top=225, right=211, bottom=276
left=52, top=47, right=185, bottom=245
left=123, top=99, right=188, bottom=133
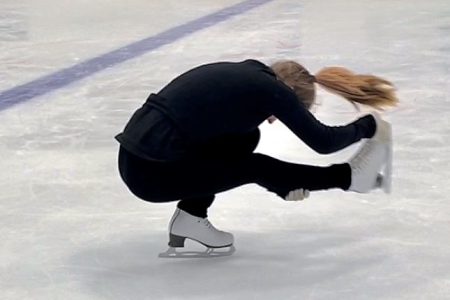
left=371, top=113, right=393, bottom=193
left=158, top=208, right=235, bottom=258
left=349, top=113, right=393, bottom=193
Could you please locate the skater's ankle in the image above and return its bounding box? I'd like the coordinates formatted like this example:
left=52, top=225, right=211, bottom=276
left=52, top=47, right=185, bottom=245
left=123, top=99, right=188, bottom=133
left=176, top=206, right=208, bottom=218
left=341, top=163, right=352, bottom=190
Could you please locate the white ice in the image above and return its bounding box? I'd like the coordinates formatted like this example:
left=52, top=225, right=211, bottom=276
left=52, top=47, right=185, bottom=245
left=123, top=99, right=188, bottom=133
left=1, top=0, right=450, bottom=299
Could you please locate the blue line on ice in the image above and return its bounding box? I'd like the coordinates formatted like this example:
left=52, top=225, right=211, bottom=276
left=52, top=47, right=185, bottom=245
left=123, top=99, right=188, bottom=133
left=0, top=0, right=273, bottom=111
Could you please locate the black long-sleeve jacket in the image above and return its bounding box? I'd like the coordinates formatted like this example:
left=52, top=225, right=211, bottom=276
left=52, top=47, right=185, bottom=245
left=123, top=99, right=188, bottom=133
left=116, top=59, right=375, bottom=161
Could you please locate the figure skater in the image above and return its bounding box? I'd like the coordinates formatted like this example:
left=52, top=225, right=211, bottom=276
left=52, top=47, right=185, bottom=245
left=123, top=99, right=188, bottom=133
left=116, top=59, right=397, bottom=257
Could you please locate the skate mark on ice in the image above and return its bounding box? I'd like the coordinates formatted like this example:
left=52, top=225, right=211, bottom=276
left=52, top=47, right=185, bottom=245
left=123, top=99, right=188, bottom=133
left=0, top=0, right=274, bottom=111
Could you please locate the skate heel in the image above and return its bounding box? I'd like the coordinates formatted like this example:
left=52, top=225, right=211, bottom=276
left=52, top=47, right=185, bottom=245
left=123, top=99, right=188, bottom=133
left=168, top=234, right=186, bottom=247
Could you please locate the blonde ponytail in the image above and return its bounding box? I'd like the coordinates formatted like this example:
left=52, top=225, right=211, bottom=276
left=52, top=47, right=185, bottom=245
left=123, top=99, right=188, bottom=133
left=314, top=67, right=398, bottom=110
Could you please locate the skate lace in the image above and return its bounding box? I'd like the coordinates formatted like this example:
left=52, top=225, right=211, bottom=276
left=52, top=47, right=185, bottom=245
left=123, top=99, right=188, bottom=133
left=199, top=218, right=213, bottom=228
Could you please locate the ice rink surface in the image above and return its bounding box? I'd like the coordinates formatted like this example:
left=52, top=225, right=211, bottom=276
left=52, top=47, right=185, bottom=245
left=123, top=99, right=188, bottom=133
left=1, top=0, right=450, bottom=299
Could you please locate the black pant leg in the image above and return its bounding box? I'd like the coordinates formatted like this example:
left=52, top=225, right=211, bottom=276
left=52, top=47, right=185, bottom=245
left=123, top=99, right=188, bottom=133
left=175, top=129, right=261, bottom=217
left=118, top=141, right=351, bottom=213
left=189, top=129, right=261, bottom=159
left=157, top=153, right=350, bottom=200
left=177, top=195, right=215, bottom=218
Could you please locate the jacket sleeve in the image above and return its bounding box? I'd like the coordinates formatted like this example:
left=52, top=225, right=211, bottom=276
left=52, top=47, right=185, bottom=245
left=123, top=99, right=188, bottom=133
left=267, top=81, right=376, bottom=154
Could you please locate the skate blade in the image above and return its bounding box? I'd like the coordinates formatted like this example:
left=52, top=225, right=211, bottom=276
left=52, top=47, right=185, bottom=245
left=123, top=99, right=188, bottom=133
left=158, top=245, right=236, bottom=258
left=382, top=123, right=393, bottom=194
left=382, top=143, right=392, bottom=194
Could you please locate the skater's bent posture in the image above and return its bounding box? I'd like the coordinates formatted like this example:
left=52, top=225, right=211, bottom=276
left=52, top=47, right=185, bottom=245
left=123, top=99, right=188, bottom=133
left=116, top=59, right=397, bottom=255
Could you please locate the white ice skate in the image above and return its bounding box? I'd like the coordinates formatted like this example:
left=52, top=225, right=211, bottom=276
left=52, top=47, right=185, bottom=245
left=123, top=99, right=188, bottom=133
left=349, top=113, right=393, bottom=193
left=158, top=208, right=235, bottom=258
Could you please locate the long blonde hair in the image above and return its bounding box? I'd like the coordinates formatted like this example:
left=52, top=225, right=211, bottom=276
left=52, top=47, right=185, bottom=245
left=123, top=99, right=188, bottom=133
left=315, top=66, right=398, bottom=110
left=271, top=60, right=398, bottom=110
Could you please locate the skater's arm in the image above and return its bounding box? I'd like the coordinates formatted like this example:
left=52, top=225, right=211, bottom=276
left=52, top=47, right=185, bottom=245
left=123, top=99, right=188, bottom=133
left=269, top=84, right=376, bottom=154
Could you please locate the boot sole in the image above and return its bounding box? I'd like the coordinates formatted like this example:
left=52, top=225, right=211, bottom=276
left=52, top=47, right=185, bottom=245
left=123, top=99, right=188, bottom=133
left=169, top=233, right=233, bottom=249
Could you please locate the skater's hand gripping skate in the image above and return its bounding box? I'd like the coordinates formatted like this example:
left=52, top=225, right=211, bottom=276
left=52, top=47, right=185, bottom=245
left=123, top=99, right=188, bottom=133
left=370, top=111, right=391, bottom=144
left=285, top=188, right=310, bottom=201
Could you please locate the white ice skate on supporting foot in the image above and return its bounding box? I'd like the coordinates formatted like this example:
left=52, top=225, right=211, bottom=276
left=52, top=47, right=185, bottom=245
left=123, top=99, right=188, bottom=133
left=158, top=208, right=235, bottom=258
left=349, top=113, right=393, bottom=193
left=158, top=241, right=236, bottom=258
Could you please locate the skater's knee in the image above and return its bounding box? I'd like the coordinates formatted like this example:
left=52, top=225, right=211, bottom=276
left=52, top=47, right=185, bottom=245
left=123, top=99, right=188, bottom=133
left=250, top=153, right=276, bottom=165
left=136, top=193, right=176, bottom=203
